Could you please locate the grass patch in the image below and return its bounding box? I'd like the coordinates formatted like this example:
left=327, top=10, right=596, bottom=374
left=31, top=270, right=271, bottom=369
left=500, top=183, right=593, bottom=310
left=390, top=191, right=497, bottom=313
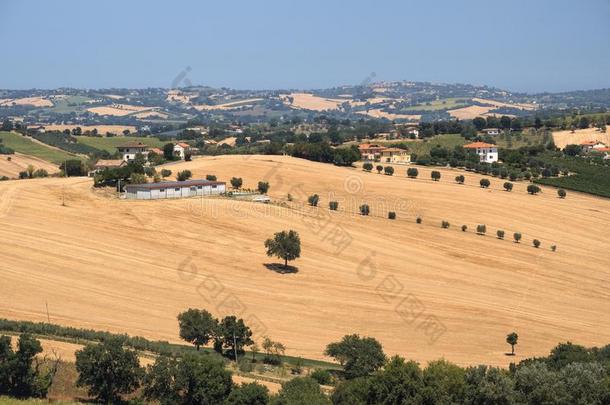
left=0, top=397, right=82, bottom=405
left=75, top=136, right=165, bottom=153
left=494, top=129, right=551, bottom=149
left=0, top=132, right=78, bottom=164
left=43, top=96, right=92, bottom=114
left=386, top=133, right=466, bottom=156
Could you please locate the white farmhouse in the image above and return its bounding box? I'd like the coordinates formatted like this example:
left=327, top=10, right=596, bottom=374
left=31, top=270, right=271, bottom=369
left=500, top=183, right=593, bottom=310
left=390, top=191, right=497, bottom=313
left=117, top=141, right=149, bottom=162
left=125, top=179, right=226, bottom=200
left=173, top=142, right=191, bottom=159
left=482, top=128, right=500, bottom=136
left=464, top=142, right=498, bottom=163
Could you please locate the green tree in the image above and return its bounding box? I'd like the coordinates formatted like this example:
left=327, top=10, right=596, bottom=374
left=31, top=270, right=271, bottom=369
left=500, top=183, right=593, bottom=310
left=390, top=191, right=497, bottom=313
left=384, top=166, right=394, bottom=176
left=388, top=211, right=396, bottom=220
left=557, top=189, right=566, bottom=199
left=331, top=377, right=370, bottom=405
left=359, top=204, right=370, bottom=216
left=514, top=232, right=522, bottom=243
left=480, top=178, right=490, bottom=188
left=75, top=338, right=143, bottom=403
left=533, top=239, right=541, bottom=248
left=421, top=359, right=466, bottom=405
left=376, top=165, right=383, bottom=174
left=310, top=369, right=333, bottom=386
left=227, top=382, right=270, bottom=405
left=161, top=169, right=172, bottom=178
left=329, top=201, right=339, bottom=211
left=231, top=177, right=243, bottom=189
left=455, top=175, right=465, bottom=184
left=206, top=174, right=217, bottom=181
left=271, top=377, right=330, bottom=405
left=163, top=143, right=175, bottom=160
left=476, top=224, right=487, bottom=235
left=497, top=230, right=505, bottom=240
left=506, top=332, right=518, bottom=355
left=503, top=182, right=513, bottom=192
left=177, top=308, right=218, bottom=351
left=431, top=170, right=441, bottom=181
left=144, top=354, right=232, bottom=405
left=367, top=356, right=424, bottom=405
left=407, top=168, right=419, bottom=178
left=514, top=362, right=566, bottom=405
left=258, top=181, right=270, bottom=194
left=216, top=316, right=254, bottom=358
left=558, top=363, right=607, bottom=405
left=264, top=230, right=301, bottom=269
left=308, top=194, right=320, bottom=206
left=362, top=162, right=373, bottom=172
left=325, top=334, right=386, bottom=379
left=527, top=185, right=541, bottom=195
left=464, top=366, right=516, bottom=405
left=177, top=170, right=192, bottom=181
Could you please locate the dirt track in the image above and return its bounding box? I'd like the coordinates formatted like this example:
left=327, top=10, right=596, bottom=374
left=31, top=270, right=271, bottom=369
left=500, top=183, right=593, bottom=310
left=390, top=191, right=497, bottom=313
left=0, top=155, right=609, bottom=367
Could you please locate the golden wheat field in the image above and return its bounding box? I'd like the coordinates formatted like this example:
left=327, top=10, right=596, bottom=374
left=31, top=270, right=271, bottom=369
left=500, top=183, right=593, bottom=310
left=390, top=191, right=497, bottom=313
left=0, top=153, right=58, bottom=178
left=552, top=127, right=610, bottom=149
left=1, top=155, right=609, bottom=367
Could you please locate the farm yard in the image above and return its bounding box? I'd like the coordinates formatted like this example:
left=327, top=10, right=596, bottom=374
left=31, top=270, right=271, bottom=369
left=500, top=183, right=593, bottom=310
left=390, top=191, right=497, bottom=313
left=0, top=155, right=609, bottom=369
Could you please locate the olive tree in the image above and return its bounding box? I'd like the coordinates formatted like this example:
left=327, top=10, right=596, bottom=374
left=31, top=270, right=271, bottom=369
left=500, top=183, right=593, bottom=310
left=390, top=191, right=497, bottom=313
left=431, top=171, right=441, bottom=181
left=407, top=168, right=418, bottom=178
left=264, top=230, right=301, bottom=269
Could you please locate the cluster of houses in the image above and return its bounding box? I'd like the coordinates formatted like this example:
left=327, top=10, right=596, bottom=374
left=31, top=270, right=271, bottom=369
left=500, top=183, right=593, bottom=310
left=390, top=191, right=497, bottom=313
left=580, top=140, right=610, bottom=158
left=359, top=141, right=499, bottom=164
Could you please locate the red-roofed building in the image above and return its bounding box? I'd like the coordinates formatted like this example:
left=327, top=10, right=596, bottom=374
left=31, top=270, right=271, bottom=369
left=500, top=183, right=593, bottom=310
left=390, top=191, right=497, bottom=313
left=463, top=142, right=498, bottom=163
left=358, top=144, right=386, bottom=161
left=580, top=140, right=607, bottom=152
left=173, top=142, right=191, bottom=159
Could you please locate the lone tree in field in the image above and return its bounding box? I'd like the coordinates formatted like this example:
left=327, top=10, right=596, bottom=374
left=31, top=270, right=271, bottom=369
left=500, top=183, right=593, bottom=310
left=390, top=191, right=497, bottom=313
left=533, top=239, right=541, bottom=248
left=407, top=168, right=418, bottom=178
left=308, top=194, right=319, bottom=207
left=431, top=171, right=441, bottom=181
left=363, top=162, right=373, bottom=172
left=388, top=211, right=396, bottom=220
left=177, top=308, right=218, bottom=351
left=329, top=201, right=339, bottom=210
left=514, top=232, right=522, bottom=243
left=558, top=189, right=567, bottom=199
left=476, top=224, right=487, bottom=235
left=527, top=184, right=541, bottom=195
left=384, top=166, right=394, bottom=176
left=503, top=182, right=513, bottom=192
left=325, top=334, right=386, bottom=379
left=506, top=332, right=518, bottom=355
left=497, top=230, right=505, bottom=239
left=359, top=204, right=370, bottom=216
left=230, top=177, right=243, bottom=189
left=258, top=181, right=270, bottom=194
left=455, top=175, right=465, bottom=184
left=376, top=165, right=383, bottom=174
left=75, top=338, right=143, bottom=404
left=480, top=178, right=490, bottom=188
left=264, top=230, right=301, bottom=269
left=461, top=225, right=468, bottom=232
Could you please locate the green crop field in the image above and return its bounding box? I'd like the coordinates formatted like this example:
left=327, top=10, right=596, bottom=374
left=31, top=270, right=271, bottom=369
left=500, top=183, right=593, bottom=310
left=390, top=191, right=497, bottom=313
left=75, top=136, right=165, bottom=153
left=44, top=96, right=93, bottom=114
left=403, top=97, right=469, bottom=111
left=0, top=131, right=79, bottom=164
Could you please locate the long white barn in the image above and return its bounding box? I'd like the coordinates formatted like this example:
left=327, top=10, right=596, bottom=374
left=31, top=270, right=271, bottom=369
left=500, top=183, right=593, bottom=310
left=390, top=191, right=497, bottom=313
left=125, top=179, right=226, bottom=200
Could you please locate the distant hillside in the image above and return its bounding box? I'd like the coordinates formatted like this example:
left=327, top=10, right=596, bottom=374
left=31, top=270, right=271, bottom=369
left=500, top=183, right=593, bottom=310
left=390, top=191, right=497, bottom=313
left=0, top=82, right=608, bottom=128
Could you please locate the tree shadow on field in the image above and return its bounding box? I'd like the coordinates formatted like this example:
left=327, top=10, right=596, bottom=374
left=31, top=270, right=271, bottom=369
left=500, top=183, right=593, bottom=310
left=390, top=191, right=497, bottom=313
left=264, top=263, right=299, bottom=274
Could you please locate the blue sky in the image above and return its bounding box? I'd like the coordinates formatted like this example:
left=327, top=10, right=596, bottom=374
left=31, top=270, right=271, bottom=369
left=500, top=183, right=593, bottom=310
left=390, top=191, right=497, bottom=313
left=1, top=0, right=609, bottom=93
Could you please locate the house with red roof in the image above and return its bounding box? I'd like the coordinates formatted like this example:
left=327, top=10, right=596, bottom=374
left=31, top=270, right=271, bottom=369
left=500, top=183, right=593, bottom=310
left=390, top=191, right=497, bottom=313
left=580, top=140, right=607, bottom=153
left=173, top=142, right=191, bottom=159
left=463, top=142, right=498, bottom=163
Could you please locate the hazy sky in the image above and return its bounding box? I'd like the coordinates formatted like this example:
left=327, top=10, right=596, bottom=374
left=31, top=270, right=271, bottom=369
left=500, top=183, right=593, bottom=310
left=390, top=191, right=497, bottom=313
left=1, top=0, right=609, bottom=93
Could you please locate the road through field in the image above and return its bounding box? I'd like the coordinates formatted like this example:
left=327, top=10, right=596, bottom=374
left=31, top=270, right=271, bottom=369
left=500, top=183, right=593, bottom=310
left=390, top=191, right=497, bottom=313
left=0, top=155, right=609, bottom=367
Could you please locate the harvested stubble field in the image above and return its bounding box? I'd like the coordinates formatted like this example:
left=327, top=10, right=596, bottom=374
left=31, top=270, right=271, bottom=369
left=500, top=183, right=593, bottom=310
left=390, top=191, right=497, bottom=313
left=0, top=153, right=58, bottom=178
left=552, top=127, right=610, bottom=149
left=0, top=155, right=609, bottom=368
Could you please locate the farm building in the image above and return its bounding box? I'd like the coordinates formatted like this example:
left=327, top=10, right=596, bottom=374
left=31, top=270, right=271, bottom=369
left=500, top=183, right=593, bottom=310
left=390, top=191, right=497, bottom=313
left=117, top=141, right=149, bottom=162
left=482, top=128, right=500, bottom=136
left=125, top=179, right=226, bottom=200
left=380, top=147, right=411, bottom=164
left=463, top=142, right=498, bottom=163
left=580, top=140, right=607, bottom=153
left=173, top=142, right=191, bottom=159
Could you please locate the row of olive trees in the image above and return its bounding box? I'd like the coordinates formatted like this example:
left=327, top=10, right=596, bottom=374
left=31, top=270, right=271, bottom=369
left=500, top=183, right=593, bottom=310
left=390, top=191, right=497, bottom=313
left=365, top=164, right=567, bottom=198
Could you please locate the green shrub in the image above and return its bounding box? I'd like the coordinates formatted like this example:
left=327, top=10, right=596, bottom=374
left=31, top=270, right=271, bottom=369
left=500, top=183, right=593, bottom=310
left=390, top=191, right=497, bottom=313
left=461, top=225, right=467, bottom=232
left=407, top=168, right=418, bottom=178
left=238, top=358, right=255, bottom=373
left=416, top=217, right=422, bottom=224
left=431, top=170, right=441, bottom=181
left=206, top=174, right=217, bottom=181
left=441, top=220, right=450, bottom=229
left=329, top=201, right=339, bottom=210
left=558, top=189, right=567, bottom=198
left=455, top=175, right=465, bottom=184
left=551, top=245, right=557, bottom=252
left=359, top=204, right=370, bottom=216
left=497, top=230, right=505, bottom=239
left=308, top=194, right=319, bottom=207
left=527, top=184, right=541, bottom=195
left=257, top=181, right=270, bottom=194
left=388, top=211, right=396, bottom=220
left=384, top=166, right=394, bottom=176
left=33, top=168, right=48, bottom=178
left=177, top=170, right=192, bottom=181
left=480, top=178, right=491, bottom=188
left=160, top=169, right=172, bottom=178
left=476, top=224, right=487, bottom=235
left=376, top=165, right=383, bottom=173
left=363, top=162, right=373, bottom=172
left=310, top=369, right=333, bottom=386
left=503, top=182, right=513, bottom=192
left=514, top=232, right=522, bottom=243
left=533, top=239, right=541, bottom=248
